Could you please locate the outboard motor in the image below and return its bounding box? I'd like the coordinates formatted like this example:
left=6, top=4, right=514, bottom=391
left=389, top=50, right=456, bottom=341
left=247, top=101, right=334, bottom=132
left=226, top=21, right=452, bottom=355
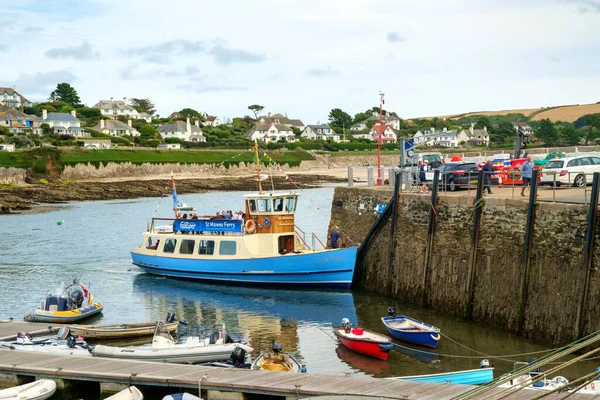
left=341, top=318, right=352, bottom=333
left=480, top=359, right=490, bottom=368
left=166, top=312, right=176, bottom=323
left=57, top=327, right=70, bottom=340
left=230, top=347, right=247, bottom=367
left=70, top=286, right=84, bottom=308
left=66, top=335, right=76, bottom=348
left=387, top=306, right=395, bottom=318
left=272, top=342, right=283, bottom=354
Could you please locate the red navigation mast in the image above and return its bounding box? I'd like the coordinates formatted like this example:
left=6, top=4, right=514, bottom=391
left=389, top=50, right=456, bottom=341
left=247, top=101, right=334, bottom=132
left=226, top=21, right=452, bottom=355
left=376, top=92, right=385, bottom=185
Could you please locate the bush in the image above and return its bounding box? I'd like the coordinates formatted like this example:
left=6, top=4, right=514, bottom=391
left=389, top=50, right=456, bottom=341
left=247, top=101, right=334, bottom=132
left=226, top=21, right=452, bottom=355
left=32, top=159, right=47, bottom=174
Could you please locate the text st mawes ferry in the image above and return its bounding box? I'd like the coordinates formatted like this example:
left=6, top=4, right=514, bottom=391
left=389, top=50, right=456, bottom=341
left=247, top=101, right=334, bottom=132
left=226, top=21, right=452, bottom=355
left=131, top=146, right=357, bottom=288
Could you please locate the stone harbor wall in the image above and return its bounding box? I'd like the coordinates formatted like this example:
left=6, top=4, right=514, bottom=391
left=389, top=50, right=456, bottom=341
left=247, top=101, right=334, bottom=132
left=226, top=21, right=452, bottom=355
left=0, top=168, right=26, bottom=184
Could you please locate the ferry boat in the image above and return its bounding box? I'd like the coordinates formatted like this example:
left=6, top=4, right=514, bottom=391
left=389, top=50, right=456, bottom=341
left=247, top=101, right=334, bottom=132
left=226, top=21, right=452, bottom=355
left=130, top=145, right=357, bottom=288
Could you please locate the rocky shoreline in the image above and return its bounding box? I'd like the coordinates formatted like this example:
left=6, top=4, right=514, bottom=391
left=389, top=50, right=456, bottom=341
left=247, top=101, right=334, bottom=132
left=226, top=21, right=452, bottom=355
left=0, top=174, right=347, bottom=214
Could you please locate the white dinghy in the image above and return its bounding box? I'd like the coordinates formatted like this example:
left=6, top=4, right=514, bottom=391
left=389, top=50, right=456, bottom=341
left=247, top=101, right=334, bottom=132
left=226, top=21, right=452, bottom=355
left=0, top=379, right=57, bottom=400
left=0, top=327, right=91, bottom=357
left=106, top=386, right=144, bottom=400
left=90, top=322, right=253, bottom=364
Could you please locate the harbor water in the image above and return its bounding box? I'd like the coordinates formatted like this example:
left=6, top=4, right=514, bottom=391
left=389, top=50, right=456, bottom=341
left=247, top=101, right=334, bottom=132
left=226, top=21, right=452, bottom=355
left=0, top=187, right=597, bottom=380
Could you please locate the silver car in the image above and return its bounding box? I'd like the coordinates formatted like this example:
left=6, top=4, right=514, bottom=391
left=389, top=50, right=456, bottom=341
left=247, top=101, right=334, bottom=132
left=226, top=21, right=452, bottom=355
left=540, top=155, right=600, bottom=187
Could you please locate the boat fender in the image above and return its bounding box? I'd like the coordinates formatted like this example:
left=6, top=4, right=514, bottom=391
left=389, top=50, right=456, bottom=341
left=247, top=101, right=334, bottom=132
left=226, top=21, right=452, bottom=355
left=387, top=306, right=395, bottom=318
left=430, top=333, right=441, bottom=341
left=245, top=219, right=256, bottom=233
left=300, top=366, right=307, bottom=373
left=379, top=343, right=393, bottom=353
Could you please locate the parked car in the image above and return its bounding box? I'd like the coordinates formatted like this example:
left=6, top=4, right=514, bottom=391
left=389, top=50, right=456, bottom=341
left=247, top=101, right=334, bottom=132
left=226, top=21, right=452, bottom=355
left=540, top=156, right=600, bottom=187
left=437, top=162, right=480, bottom=191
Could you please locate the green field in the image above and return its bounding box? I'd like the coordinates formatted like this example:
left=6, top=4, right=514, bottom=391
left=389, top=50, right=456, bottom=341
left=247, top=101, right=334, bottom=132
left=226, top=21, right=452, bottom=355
left=0, top=149, right=315, bottom=169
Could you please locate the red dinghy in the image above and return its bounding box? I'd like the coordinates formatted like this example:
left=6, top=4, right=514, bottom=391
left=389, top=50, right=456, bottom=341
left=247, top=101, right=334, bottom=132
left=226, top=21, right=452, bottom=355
left=334, top=318, right=393, bottom=361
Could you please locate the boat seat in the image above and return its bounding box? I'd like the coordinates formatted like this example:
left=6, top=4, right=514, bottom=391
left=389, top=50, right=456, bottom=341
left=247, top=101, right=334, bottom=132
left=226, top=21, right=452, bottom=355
left=209, top=331, right=220, bottom=344
left=45, top=296, right=59, bottom=311
left=48, top=305, right=58, bottom=312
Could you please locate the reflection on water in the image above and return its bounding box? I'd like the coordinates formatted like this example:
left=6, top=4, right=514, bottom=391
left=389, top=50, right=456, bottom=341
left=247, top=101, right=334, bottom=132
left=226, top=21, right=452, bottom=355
left=0, top=190, right=598, bottom=380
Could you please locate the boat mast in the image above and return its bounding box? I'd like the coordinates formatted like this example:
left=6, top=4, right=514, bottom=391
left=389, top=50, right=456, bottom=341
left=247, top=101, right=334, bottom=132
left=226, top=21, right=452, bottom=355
left=254, top=141, right=263, bottom=194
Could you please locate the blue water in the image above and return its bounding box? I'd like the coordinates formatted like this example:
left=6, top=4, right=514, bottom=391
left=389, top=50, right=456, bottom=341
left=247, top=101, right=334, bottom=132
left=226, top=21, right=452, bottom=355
left=0, top=187, right=597, bottom=382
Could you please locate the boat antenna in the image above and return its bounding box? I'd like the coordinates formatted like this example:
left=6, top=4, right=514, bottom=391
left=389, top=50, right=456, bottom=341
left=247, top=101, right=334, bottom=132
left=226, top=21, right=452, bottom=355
left=254, top=140, right=263, bottom=194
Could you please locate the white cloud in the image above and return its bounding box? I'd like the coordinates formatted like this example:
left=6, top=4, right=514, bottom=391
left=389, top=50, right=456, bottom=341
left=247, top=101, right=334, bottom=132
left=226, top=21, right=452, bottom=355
left=45, top=42, right=99, bottom=60
left=0, top=70, right=77, bottom=100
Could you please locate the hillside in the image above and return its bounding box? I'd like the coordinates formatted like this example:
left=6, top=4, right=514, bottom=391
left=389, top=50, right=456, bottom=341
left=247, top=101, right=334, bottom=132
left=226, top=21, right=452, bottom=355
left=426, top=103, right=600, bottom=122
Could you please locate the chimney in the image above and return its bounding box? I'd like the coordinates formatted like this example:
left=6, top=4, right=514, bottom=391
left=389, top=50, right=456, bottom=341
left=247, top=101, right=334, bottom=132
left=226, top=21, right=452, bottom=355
left=443, top=127, right=447, bottom=132
left=71, top=110, right=76, bottom=118
left=431, top=127, right=435, bottom=133
left=483, top=126, right=487, bottom=132
left=127, top=119, right=132, bottom=127
left=42, top=109, right=47, bottom=120
left=469, top=123, right=474, bottom=135
left=194, top=120, right=199, bottom=128
left=100, top=119, right=105, bottom=129
left=186, top=117, right=191, bottom=136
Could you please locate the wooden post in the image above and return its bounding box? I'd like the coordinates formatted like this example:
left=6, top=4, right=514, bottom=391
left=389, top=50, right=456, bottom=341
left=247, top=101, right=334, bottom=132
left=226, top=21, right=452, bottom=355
left=576, top=172, right=600, bottom=339
left=367, top=167, right=373, bottom=187
left=348, top=165, right=353, bottom=187
left=516, top=169, right=539, bottom=334
left=387, top=171, right=402, bottom=292
left=464, top=169, right=485, bottom=319
left=421, top=170, right=440, bottom=307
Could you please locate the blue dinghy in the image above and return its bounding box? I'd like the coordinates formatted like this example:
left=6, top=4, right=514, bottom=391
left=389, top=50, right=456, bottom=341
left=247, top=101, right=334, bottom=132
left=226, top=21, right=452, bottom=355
left=389, top=360, right=494, bottom=385
left=381, top=307, right=441, bottom=348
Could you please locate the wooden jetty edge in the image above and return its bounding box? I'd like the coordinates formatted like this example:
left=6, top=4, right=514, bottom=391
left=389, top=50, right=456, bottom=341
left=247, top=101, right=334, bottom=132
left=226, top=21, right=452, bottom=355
left=0, top=350, right=595, bottom=399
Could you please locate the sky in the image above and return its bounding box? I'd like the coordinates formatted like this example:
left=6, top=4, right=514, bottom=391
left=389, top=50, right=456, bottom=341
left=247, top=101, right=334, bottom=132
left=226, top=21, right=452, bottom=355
left=1, top=0, right=599, bottom=123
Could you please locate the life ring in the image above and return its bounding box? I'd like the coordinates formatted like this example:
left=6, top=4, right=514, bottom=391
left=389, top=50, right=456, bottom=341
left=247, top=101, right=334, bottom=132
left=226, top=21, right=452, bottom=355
left=245, top=219, right=256, bottom=233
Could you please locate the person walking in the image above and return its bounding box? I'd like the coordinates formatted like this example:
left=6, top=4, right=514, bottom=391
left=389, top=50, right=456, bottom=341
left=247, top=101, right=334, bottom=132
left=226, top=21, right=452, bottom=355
left=419, top=160, right=429, bottom=194
left=520, top=156, right=534, bottom=197
left=482, top=160, right=494, bottom=194
left=330, top=229, right=341, bottom=249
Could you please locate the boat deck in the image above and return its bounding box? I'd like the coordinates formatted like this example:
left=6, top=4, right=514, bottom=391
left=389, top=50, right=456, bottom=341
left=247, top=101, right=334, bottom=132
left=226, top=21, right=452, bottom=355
left=0, top=348, right=594, bottom=399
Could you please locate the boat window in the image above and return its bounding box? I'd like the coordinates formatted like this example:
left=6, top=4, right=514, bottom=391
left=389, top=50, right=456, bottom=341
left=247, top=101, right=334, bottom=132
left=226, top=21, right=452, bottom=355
left=273, top=198, right=284, bottom=212
left=179, top=239, right=195, bottom=255
left=219, top=240, right=237, bottom=255
left=278, top=235, right=294, bottom=254
left=146, top=237, right=161, bottom=250
left=198, top=240, right=215, bottom=255
left=248, top=200, right=257, bottom=213
left=163, top=238, right=177, bottom=253
left=257, top=199, right=271, bottom=213
left=285, top=197, right=296, bottom=212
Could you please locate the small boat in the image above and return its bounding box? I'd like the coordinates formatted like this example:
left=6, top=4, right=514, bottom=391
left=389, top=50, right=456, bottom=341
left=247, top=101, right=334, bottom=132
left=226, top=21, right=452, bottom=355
left=163, top=394, right=202, bottom=400
left=0, top=379, right=57, bottom=400
left=24, top=278, right=103, bottom=323
left=199, top=346, right=251, bottom=369
left=90, top=322, right=253, bottom=364
left=250, top=342, right=306, bottom=373
left=0, top=327, right=91, bottom=357
left=388, top=360, right=494, bottom=385
left=381, top=307, right=440, bottom=348
left=106, top=386, right=143, bottom=400
left=65, top=313, right=180, bottom=340
left=334, top=318, right=392, bottom=360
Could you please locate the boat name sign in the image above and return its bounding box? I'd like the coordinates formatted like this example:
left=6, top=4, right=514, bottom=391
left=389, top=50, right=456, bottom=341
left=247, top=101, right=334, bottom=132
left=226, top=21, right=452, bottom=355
left=174, top=219, right=243, bottom=233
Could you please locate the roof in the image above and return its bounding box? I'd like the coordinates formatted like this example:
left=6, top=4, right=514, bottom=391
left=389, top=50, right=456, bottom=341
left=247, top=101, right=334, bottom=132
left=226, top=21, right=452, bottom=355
left=371, top=124, right=395, bottom=134
left=94, top=120, right=137, bottom=131
left=93, top=100, right=137, bottom=112
left=158, top=121, right=203, bottom=134
left=0, top=87, right=31, bottom=103
left=169, top=112, right=182, bottom=118
left=139, top=112, right=151, bottom=117
left=205, top=115, right=217, bottom=122
left=259, top=116, right=304, bottom=127
left=0, top=109, right=37, bottom=121
left=46, top=112, right=78, bottom=122
left=307, top=124, right=332, bottom=130
left=245, top=123, right=293, bottom=138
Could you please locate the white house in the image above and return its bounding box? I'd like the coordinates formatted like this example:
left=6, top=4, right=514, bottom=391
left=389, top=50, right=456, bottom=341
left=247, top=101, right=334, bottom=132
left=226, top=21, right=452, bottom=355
left=0, top=109, right=40, bottom=135
left=258, top=113, right=304, bottom=130
left=41, top=109, right=88, bottom=137
left=245, top=123, right=296, bottom=143
left=93, top=119, right=141, bottom=137
left=0, top=144, right=15, bottom=152
left=413, top=127, right=467, bottom=148
left=459, top=123, right=490, bottom=146
left=351, top=112, right=400, bottom=131
left=82, top=140, right=111, bottom=149
left=514, top=122, right=533, bottom=136
left=93, top=98, right=152, bottom=123
left=301, top=124, right=340, bottom=142
left=203, top=115, right=221, bottom=127
left=0, top=87, right=32, bottom=109
left=350, top=121, right=368, bottom=131
left=369, top=123, right=397, bottom=143
left=158, top=118, right=205, bottom=142
left=157, top=143, right=181, bottom=150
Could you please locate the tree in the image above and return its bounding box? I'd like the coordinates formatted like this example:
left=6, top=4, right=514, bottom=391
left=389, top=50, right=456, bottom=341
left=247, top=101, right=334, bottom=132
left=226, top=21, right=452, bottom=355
left=40, top=123, right=53, bottom=137
left=248, top=105, right=265, bottom=119
left=536, top=118, right=559, bottom=146
left=129, top=98, right=156, bottom=115
left=475, top=116, right=493, bottom=132
left=353, top=112, right=370, bottom=125
left=49, top=83, right=81, bottom=106
left=491, top=120, right=515, bottom=144
left=328, top=108, right=352, bottom=130
left=59, top=105, right=75, bottom=114
left=560, top=124, right=580, bottom=145
left=584, top=114, right=600, bottom=145
left=178, top=108, right=201, bottom=119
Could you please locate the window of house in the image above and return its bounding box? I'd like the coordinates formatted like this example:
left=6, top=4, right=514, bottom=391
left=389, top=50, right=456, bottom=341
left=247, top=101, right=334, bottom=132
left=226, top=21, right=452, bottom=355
left=179, top=239, right=195, bottom=254
left=219, top=240, right=237, bottom=255
left=163, top=238, right=177, bottom=253
left=198, top=240, right=215, bottom=255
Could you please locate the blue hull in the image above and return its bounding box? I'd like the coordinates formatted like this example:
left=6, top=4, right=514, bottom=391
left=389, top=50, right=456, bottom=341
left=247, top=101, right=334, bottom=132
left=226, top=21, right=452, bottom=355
left=394, top=367, right=494, bottom=385
left=381, top=316, right=441, bottom=348
left=131, top=247, right=357, bottom=288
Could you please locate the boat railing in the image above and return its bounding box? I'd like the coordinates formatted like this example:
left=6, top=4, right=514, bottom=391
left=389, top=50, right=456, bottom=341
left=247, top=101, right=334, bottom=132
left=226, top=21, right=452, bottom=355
left=150, top=217, right=244, bottom=236
left=311, top=233, right=326, bottom=250
left=295, top=225, right=326, bottom=250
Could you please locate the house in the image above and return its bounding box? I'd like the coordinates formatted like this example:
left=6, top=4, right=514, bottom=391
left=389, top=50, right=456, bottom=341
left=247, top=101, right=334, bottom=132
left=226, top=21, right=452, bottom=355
left=82, top=140, right=111, bottom=149
left=40, top=109, right=88, bottom=137
left=169, top=111, right=183, bottom=119
left=301, top=124, right=340, bottom=142
left=0, top=144, right=15, bottom=152
left=203, top=115, right=221, bottom=127
left=350, top=112, right=400, bottom=131
left=258, top=113, right=304, bottom=130
left=93, top=119, right=140, bottom=137
left=0, top=109, right=40, bottom=135
left=0, top=88, right=32, bottom=109
left=369, top=123, right=397, bottom=143
left=93, top=98, right=152, bottom=123
left=350, top=121, right=368, bottom=131
left=245, top=123, right=296, bottom=143
left=514, top=122, right=533, bottom=136
left=157, top=143, right=181, bottom=150
left=158, top=118, right=205, bottom=142
left=413, top=127, right=465, bottom=148
left=459, top=123, right=490, bottom=146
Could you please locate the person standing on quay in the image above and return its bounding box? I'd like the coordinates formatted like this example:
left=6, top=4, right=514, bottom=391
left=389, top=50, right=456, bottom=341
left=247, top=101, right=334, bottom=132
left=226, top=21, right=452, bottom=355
left=376, top=200, right=387, bottom=218
left=482, top=160, right=494, bottom=195
left=330, top=229, right=341, bottom=249
left=419, top=160, right=430, bottom=194
left=520, top=155, right=534, bottom=197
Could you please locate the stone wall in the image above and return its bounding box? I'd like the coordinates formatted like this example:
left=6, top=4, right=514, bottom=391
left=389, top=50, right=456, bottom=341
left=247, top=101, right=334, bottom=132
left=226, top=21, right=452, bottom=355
left=331, top=187, right=600, bottom=346
left=0, top=168, right=26, bottom=184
